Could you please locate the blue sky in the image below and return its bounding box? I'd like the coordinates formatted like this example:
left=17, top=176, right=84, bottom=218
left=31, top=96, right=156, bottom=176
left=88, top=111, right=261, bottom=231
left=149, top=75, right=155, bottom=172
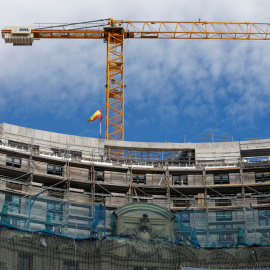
left=1, top=0, right=270, bottom=143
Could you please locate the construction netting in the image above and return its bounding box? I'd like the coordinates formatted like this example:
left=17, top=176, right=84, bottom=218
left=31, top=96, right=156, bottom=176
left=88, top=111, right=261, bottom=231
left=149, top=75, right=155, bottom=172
left=1, top=192, right=270, bottom=268
left=0, top=225, right=270, bottom=269
left=175, top=207, right=270, bottom=248
left=1, top=192, right=270, bottom=248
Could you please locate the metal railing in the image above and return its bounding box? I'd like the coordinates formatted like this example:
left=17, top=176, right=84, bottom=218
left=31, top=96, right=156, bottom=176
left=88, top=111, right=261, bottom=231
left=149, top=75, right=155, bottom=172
left=180, top=134, right=233, bottom=143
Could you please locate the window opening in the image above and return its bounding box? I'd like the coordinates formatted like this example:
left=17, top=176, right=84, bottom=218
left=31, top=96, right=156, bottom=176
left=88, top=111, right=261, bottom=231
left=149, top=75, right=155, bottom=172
left=47, top=165, right=63, bottom=176
left=6, top=156, right=21, bottom=168
left=214, top=174, right=229, bottom=184
left=51, top=148, right=82, bottom=158
left=259, top=210, right=270, bottom=226
left=5, top=194, right=21, bottom=214
left=255, top=172, right=270, bottom=183
left=89, top=170, right=104, bottom=182
left=216, top=211, right=232, bottom=221
left=217, top=233, right=234, bottom=247
left=133, top=174, right=146, bottom=184
left=47, top=202, right=63, bottom=221
left=172, top=175, right=188, bottom=185
left=8, top=140, right=39, bottom=152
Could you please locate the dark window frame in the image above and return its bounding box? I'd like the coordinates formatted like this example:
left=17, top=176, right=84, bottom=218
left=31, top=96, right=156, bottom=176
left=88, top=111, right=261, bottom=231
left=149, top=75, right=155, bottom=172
left=6, top=156, right=21, bottom=169
left=47, top=165, right=63, bottom=176
left=255, top=172, right=270, bottom=183
left=172, top=175, right=188, bottom=185
left=133, top=174, right=146, bottom=184
left=5, top=194, right=21, bottom=214
left=214, top=174, right=230, bottom=185
left=216, top=211, right=232, bottom=221
left=47, top=202, right=63, bottom=222
left=51, top=148, right=82, bottom=158
left=8, top=140, right=39, bottom=152
left=217, top=233, right=234, bottom=247
left=178, top=211, right=190, bottom=226
left=259, top=210, right=270, bottom=226
left=96, top=171, right=104, bottom=182
left=216, top=224, right=233, bottom=229
left=89, top=170, right=105, bottom=182
left=260, top=231, right=270, bottom=245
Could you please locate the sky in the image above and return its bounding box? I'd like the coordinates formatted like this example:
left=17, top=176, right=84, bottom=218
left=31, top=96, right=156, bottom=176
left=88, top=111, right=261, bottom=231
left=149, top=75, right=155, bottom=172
left=1, top=0, right=270, bottom=143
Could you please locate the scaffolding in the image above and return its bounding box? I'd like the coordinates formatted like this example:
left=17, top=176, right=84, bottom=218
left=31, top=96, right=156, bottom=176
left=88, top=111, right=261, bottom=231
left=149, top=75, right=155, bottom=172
left=1, top=127, right=270, bottom=248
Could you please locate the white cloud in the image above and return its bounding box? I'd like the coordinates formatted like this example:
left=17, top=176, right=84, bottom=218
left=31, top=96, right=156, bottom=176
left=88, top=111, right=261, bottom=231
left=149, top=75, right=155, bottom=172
left=1, top=0, right=270, bottom=140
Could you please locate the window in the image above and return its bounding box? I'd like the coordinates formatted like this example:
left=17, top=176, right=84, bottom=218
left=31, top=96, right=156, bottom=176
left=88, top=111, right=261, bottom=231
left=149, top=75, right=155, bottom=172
left=216, top=211, right=232, bottom=221
left=176, top=150, right=195, bottom=165
left=9, top=140, right=39, bottom=152
left=5, top=194, right=21, bottom=214
left=96, top=171, right=104, bottom=182
left=260, top=232, right=270, bottom=245
left=47, top=165, right=63, bottom=176
left=259, top=210, right=270, bottom=226
left=89, top=170, right=104, bottom=182
left=216, top=224, right=233, bottom=229
left=47, top=202, right=63, bottom=221
left=255, top=172, right=270, bottom=183
left=172, top=175, right=188, bottom=185
left=52, top=225, right=63, bottom=234
left=51, top=148, right=82, bottom=159
left=133, top=174, right=146, bottom=184
left=17, top=252, right=33, bottom=270
left=214, top=174, right=229, bottom=184
left=6, top=156, right=21, bottom=168
left=11, top=219, right=20, bottom=227
left=179, top=211, right=190, bottom=226
left=217, top=233, right=234, bottom=247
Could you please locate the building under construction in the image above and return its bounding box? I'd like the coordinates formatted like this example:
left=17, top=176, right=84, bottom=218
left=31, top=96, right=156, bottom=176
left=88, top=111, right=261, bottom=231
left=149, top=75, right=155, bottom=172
left=1, top=123, right=270, bottom=269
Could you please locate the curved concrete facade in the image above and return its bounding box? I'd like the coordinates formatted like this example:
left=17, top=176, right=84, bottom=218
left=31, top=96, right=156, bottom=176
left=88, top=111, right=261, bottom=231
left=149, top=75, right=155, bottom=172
left=0, top=122, right=270, bottom=210
left=1, top=123, right=270, bottom=247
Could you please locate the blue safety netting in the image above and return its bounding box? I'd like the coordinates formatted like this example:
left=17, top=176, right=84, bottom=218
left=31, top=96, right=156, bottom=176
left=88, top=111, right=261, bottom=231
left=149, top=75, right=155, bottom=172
left=1, top=191, right=270, bottom=248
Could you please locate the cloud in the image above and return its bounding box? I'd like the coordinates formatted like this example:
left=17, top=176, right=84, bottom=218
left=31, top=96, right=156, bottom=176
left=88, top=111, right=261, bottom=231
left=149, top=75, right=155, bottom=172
left=1, top=0, right=270, bottom=141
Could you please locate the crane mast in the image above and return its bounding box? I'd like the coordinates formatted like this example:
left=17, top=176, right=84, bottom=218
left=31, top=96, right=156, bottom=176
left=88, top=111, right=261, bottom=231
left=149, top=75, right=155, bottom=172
left=2, top=19, right=270, bottom=140
left=105, top=26, right=125, bottom=141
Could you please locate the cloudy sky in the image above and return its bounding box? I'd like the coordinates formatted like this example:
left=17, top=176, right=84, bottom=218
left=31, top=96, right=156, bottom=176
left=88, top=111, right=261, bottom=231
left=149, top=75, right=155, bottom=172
left=1, top=0, right=270, bottom=143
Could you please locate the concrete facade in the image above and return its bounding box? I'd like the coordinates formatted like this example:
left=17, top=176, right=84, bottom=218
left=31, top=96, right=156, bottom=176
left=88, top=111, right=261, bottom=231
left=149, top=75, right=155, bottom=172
left=0, top=123, right=270, bottom=246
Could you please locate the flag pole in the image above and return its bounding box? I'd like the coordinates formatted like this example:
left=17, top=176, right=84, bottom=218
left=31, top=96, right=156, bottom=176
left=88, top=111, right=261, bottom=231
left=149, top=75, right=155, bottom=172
left=100, top=119, right=101, bottom=139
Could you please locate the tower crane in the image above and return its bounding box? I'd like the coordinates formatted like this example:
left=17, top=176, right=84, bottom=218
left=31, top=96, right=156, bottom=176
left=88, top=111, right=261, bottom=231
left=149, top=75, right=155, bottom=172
left=2, top=18, right=270, bottom=141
